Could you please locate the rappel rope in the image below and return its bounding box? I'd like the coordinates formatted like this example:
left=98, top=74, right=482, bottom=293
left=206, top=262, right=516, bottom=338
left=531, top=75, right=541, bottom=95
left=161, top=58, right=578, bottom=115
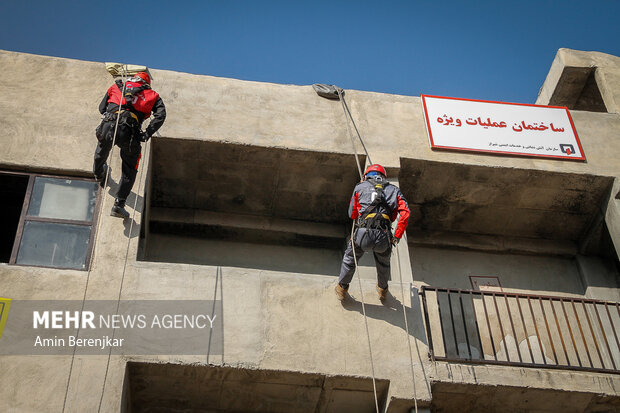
left=339, top=89, right=418, bottom=413
left=340, top=88, right=379, bottom=413
left=61, top=66, right=148, bottom=413
left=349, top=222, right=380, bottom=413
left=98, top=135, right=150, bottom=412
left=337, top=88, right=364, bottom=178
left=62, top=78, right=418, bottom=411
left=61, top=66, right=129, bottom=413
left=337, top=88, right=372, bottom=166
left=395, top=246, right=418, bottom=413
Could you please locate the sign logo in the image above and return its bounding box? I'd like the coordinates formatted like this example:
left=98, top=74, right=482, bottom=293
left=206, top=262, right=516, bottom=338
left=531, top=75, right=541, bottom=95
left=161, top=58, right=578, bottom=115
left=0, top=298, right=11, bottom=339
left=560, top=144, right=575, bottom=155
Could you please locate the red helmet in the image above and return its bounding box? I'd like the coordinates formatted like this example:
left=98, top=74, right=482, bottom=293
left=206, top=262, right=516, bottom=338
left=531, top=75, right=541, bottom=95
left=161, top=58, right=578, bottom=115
left=364, top=164, right=387, bottom=178
left=135, top=71, right=151, bottom=85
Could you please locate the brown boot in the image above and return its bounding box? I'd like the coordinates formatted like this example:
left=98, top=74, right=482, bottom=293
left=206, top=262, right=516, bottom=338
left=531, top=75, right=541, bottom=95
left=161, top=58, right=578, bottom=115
left=377, top=285, right=388, bottom=301
left=335, top=283, right=348, bottom=301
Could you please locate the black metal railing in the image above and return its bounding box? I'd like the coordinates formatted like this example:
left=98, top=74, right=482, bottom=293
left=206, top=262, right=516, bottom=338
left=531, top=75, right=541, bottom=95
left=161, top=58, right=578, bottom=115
left=420, top=286, right=620, bottom=374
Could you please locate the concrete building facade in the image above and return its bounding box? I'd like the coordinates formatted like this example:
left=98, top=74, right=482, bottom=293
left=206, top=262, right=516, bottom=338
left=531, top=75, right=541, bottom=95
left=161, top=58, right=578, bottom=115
left=0, top=48, right=620, bottom=412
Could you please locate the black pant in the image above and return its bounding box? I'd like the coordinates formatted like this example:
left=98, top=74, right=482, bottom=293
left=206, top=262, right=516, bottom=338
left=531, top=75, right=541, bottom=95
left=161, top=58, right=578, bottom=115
left=93, top=120, right=141, bottom=203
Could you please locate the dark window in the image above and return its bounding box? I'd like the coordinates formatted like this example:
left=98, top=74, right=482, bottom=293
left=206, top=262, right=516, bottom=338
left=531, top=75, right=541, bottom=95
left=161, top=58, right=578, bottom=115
left=2, top=172, right=100, bottom=270
left=0, top=173, right=29, bottom=263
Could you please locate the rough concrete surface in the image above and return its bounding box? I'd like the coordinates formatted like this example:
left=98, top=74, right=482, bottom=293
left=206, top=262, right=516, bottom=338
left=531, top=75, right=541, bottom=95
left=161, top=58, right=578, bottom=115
left=0, top=48, right=619, bottom=412
left=125, top=362, right=390, bottom=413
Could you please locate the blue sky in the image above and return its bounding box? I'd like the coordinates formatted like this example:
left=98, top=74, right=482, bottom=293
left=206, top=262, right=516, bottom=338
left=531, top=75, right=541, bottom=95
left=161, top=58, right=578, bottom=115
left=1, top=1, right=618, bottom=103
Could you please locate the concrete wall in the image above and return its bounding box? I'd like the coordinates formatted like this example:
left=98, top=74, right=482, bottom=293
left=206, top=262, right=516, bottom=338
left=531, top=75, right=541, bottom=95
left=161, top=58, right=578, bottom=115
left=536, top=48, right=620, bottom=259
left=2, top=49, right=620, bottom=178
left=412, top=246, right=587, bottom=296
left=144, top=233, right=344, bottom=276
left=412, top=246, right=620, bottom=300
left=0, top=49, right=620, bottom=412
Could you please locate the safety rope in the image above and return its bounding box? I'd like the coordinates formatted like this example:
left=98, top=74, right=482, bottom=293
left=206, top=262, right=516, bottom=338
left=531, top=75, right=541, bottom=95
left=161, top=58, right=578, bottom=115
left=337, top=88, right=372, bottom=165
left=339, top=86, right=379, bottom=412
left=61, top=66, right=151, bottom=412
left=60, top=76, right=418, bottom=412
left=349, top=223, right=380, bottom=413
left=337, top=88, right=368, bottom=177
left=395, top=245, right=418, bottom=413
left=339, top=87, right=418, bottom=413
left=61, top=66, right=130, bottom=413
left=97, top=135, right=150, bottom=412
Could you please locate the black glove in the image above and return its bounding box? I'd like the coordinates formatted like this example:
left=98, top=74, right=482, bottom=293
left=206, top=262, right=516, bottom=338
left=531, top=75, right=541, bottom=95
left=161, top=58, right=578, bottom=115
left=139, top=130, right=150, bottom=142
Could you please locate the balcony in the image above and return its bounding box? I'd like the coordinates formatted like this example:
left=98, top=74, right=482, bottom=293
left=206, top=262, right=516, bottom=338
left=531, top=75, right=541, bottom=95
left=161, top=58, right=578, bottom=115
left=421, top=286, right=620, bottom=374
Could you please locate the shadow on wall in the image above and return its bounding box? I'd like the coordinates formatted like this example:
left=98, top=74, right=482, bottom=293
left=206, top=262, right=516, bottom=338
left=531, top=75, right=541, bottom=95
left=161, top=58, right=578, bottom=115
left=102, top=174, right=143, bottom=239
left=341, top=285, right=429, bottom=346
left=143, top=233, right=344, bottom=276
left=206, top=266, right=225, bottom=365
left=341, top=285, right=433, bottom=398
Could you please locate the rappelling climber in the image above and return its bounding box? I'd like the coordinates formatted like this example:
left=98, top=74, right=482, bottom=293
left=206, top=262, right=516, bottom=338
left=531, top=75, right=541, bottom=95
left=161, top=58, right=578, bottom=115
left=94, top=71, right=166, bottom=218
left=336, top=164, right=410, bottom=301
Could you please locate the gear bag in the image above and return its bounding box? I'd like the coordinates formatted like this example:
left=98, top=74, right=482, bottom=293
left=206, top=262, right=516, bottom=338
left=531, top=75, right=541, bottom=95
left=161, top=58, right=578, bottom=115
left=312, top=84, right=343, bottom=100
left=107, top=79, right=158, bottom=117
left=359, top=177, right=392, bottom=230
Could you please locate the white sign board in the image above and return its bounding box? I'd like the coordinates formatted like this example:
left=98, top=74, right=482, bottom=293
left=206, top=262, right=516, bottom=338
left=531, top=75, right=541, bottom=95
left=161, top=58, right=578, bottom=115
left=422, top=95, right=585, bottom=160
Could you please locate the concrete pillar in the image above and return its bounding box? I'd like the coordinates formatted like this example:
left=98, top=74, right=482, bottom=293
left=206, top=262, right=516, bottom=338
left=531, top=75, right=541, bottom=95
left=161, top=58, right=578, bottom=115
left=576, top=254, right=620, bottom=301
left=604, top=178, right=620, bottom=259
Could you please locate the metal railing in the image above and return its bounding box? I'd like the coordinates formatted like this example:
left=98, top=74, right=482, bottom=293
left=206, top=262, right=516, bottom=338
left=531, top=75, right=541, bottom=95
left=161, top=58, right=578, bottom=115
left=420, top=286, right=620, bottom=374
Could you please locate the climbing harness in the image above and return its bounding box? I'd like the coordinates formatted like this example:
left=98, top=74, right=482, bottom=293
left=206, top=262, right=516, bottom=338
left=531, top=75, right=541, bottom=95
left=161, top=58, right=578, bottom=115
left=314, top=84, right=419, bottom=413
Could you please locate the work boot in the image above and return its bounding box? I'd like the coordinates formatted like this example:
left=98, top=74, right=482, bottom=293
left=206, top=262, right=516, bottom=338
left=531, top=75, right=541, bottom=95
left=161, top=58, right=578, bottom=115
left=335, top=283, right=348, bottom=301
left=110, top=199, right=130, bottom=219
left=377, top=285, right=388, bottom=301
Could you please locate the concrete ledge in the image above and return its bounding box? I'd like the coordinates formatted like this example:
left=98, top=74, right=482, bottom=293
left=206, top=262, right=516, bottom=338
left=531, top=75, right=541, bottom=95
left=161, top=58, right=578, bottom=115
left=431, top=380, right=620, bottom=412
left=125, top=361, right=390, bottom=413
left=150, top=207, right=347, bottom=239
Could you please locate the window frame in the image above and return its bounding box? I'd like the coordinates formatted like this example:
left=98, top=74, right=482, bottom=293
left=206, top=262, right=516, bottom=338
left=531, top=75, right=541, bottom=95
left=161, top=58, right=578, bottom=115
left=4, top=170, right=102, bottom=271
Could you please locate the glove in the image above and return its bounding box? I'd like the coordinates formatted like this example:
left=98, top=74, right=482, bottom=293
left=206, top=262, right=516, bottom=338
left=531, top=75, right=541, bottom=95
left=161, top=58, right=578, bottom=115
left=391, top=237, right=400, bottom=246
left=139, top=130, right=150, bottom=142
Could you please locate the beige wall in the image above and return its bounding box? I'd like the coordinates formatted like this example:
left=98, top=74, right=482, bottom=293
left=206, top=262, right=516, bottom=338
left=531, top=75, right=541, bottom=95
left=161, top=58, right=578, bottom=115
left=412, top=246, right=587, bottom=296
left=1, top=49, right=620, bottom=412
left=2, top=49, right=620, bottom=179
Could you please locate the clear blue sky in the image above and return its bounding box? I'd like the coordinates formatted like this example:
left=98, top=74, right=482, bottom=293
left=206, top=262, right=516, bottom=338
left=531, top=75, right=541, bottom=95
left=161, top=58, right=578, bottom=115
left=1, top=1, right=618, bottom=103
